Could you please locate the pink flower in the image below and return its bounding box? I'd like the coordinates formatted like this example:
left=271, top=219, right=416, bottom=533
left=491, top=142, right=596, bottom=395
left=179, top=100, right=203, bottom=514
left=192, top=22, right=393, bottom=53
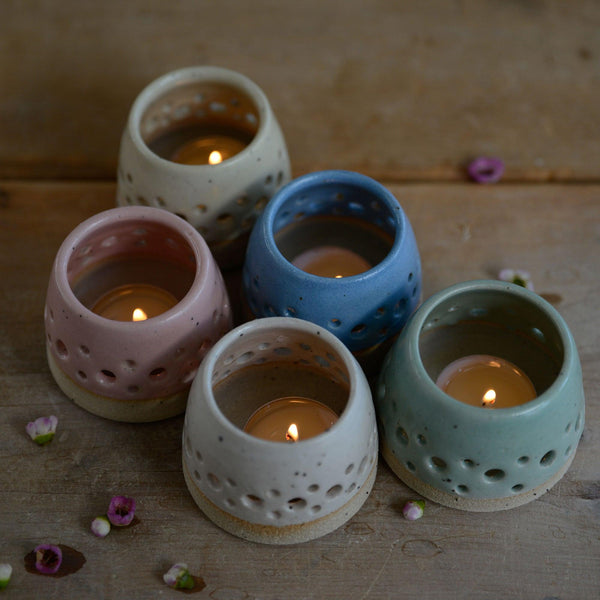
left=467, top=157, right=504, bottom=183
left=34, top=544, right=62, bottom=574
left=402, top=499, right=425, bottom=521
left=107, top=495, right=136, bottom=526
left=26, top=415, right=58, bottom=445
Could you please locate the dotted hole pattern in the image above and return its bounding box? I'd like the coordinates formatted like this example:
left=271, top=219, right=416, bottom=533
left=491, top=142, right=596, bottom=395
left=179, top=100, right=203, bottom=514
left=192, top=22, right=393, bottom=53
left=183, top=430, right=377, bottom=523
left=389, top=417, right=582, bottom=497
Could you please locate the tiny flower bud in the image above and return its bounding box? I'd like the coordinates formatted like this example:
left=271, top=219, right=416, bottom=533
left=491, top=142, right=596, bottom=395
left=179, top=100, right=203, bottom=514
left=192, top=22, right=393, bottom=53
left=107, top=495, right=136, bottom=526
left=0, top=563, right=12, bottom=589
left=467, top=157, right=505, bottom=184
left=402, top=499, right=425, bottom=521
left=34, top=544, right=62, bottom=574
left=163, top=563, right=195, bottom=590
left=26, top=415, right=58, bottom=445
left=91, top=515, right=111, bottom=538
left=498, top=268, right=534, bottom=291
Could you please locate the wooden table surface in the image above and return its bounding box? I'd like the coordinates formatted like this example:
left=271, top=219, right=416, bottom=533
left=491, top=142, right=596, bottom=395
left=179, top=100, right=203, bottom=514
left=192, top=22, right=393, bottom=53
left=1, top=2, right=599, bottom=599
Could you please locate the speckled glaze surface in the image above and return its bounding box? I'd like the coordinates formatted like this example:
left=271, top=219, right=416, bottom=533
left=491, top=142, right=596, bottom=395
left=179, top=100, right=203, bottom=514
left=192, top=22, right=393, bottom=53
left=182, top=317, right=378, bottom=544
left=45, top=206, right=233, bottom=422
left=242, top=170, right=421, bottom=353
left=116, top=66, right=291, bottom=267
left=376, top=280, right=585, bottom=511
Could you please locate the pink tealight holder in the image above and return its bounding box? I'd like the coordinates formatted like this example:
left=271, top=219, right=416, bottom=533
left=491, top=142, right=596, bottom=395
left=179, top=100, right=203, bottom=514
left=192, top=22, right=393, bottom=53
left=44, top=206, right=233, bottom=422
left=182, top=317, right=378, bottom=544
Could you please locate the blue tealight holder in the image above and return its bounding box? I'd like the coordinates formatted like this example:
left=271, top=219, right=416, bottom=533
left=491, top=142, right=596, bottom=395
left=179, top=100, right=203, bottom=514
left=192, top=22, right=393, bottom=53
left=242, top=170, right=421, bottom=369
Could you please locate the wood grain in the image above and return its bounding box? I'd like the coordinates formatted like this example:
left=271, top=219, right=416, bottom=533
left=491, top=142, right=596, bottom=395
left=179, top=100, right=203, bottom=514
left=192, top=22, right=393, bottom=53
left=1, top=181, right=598, bottom=599
left=1, top=1, right=600, bottom=181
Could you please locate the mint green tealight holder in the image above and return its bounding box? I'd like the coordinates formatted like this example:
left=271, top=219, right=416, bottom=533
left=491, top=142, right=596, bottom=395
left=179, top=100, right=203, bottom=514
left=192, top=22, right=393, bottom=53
left=376, top=280, right=585, bottom=511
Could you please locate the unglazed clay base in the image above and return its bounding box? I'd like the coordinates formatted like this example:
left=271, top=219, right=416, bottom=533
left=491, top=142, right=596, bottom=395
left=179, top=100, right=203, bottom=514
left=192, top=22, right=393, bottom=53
left=381, top=441, right=576, bottom=512
left=47, top=349, right=188, bottom=422
left=183, top=457, right=377, bottom=545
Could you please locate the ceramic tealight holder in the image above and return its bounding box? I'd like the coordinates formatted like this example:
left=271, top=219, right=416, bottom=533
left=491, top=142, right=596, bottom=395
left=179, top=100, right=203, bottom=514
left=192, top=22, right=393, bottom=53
left=116, top=65, right=291, bottom=268
left=182, top=317, right=379, bottom=544
left=45, top=206, right=233, bottom=422
left=376, top=280, right=585, bottom=511
left=242, top=170, right=421, bottom=373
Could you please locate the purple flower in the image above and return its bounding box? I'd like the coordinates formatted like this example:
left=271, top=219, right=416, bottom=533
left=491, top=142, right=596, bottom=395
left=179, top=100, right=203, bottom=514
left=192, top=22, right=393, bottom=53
left=26, top=415, right=58, bottom=445
left=467, top=157, right=505, bottom=183
left=91, top=515, right=111, bottom=538
left=163, top=563, right=195, bottom=589
left=0, top=563, right=12, bottom=589
left=402, top=499, right=425, bottom=521
left=34, top=544, right=62, bottom=574
left=498, top=268, right=534, bottom=291
left=107, top=495, right=136, bottom=526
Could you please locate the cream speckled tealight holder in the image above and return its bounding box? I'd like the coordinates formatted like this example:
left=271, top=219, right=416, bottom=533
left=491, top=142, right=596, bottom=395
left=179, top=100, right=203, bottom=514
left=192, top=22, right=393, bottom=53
left=376, top=280, right=585, bottom=511
left=182, top=317, right=378, bottom=544
left=116, top=65, right=291, bottom=268
left=45, top=206, right=232, bottom=422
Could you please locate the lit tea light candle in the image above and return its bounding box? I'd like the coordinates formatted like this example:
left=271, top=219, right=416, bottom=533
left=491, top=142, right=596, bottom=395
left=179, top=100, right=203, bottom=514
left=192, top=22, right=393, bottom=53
left=91, top=283, right=178, bottom=322
left=292, top=246, right=372, bottom=278
left=244, top=397, right=338, bottom=442
left=148, top=126, right=251, bottom=166
left=436, top=355, right=537, bottom=408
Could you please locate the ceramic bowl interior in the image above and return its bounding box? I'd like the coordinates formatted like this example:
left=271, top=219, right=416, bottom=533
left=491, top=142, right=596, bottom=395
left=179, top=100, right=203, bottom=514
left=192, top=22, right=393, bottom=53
left=209, top=327, right=351, bottom=429
left=418, top=286, right=564, bottom=395
left=137, top=78, right=260, bottom=166
left=68, top=217, right=196, bottom=309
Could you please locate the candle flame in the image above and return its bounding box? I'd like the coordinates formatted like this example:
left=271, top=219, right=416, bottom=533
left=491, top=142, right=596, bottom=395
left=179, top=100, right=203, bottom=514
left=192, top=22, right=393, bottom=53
left=208, top=150, right=223, bottom=165
left=286, top=423, right=299, bottom=442
left=132, top=308, right=148, bottom=322
left=482, top=388, right=496, bottom=407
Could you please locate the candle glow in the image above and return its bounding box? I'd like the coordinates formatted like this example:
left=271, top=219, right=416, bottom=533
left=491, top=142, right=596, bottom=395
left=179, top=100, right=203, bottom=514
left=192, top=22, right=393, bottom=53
left=291, top=246, right=372, bottom=278
left=286, top=423, right=299, bottom=442
left=91, top=284, right=178, bottom=322
left=132, top=308, right=148, bottom=322
left=244, top=397, right=338, bottom=442
left=436, top=355, right=536, bottom=408
left=208, top=150, right=223, bottom=165
left=482, top=388, right=496, bottom=407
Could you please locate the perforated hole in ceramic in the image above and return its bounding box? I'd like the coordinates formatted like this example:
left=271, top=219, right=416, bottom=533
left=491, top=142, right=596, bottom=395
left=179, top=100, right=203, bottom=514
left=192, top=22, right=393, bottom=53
left=181, top=317, right=378, bottom=544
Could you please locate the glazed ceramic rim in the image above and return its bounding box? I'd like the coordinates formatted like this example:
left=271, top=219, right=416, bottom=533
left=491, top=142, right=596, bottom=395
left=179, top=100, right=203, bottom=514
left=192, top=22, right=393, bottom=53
left=259, top=170, right=407, bottom=283
left=129, top=65, right=272, bottom=171
left=198, top=316, right=365, bottom=448
left=408, top=279, right=575, bottom=419
left=53, top=205, right=212, bottom=333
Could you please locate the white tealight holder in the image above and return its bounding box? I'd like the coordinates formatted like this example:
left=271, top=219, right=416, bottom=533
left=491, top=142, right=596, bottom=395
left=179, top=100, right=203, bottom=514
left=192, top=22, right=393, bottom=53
left=116, top=65, right=291, bottom=268
left=182, top=317, right=378, bottom=544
